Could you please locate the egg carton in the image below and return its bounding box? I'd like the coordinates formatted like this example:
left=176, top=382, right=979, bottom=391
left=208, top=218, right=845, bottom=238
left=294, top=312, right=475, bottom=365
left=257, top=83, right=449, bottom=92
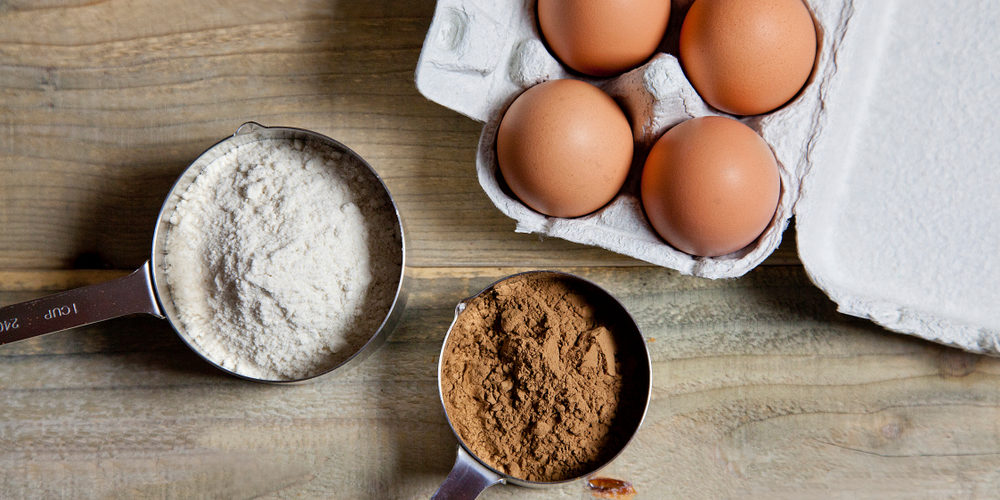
left=415, top=0, right=826, bottom=278
left=415, top=0, right=1000, bottom=353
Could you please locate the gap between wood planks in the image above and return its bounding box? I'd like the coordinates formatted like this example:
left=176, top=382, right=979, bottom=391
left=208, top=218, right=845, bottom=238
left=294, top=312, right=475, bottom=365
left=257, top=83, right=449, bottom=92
left=0, top=262, right=803, bottom=292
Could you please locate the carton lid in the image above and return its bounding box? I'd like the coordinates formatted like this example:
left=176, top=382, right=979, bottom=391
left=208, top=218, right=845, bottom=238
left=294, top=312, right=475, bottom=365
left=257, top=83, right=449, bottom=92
left=797, top=0, right=1000, bottom=351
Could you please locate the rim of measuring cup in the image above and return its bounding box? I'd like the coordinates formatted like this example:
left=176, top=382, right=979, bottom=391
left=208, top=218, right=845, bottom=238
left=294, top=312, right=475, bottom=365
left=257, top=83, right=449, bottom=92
left=436, top=270, right=652, bottom=488
left=149, top=122, right=407, bottom=384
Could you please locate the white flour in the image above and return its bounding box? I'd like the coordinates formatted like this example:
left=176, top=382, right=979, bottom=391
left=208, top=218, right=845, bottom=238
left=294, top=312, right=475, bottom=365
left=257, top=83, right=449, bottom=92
left=163, top=137, right=402, bottom=381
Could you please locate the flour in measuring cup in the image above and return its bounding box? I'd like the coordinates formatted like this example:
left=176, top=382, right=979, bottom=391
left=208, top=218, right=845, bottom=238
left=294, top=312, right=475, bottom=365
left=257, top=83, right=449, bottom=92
left=163, top=138, right=401, bottom=381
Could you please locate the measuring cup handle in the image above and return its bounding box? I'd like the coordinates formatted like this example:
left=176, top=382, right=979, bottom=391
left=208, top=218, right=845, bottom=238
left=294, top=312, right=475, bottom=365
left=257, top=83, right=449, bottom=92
left=431, top=446, right=503, bottom=500
left=0, top=261, right=164, bottom=345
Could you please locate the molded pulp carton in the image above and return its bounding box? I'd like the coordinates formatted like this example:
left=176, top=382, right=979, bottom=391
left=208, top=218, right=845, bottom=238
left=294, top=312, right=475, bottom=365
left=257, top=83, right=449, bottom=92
left=415, top=0, right=1000, bottom=354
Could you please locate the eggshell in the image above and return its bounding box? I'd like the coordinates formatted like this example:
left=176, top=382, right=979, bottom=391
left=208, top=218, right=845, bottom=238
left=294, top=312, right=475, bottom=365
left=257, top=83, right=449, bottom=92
left=679, top=0, right=817, bottom=115
left=496, top=79, right=633, bottom=218
left=538, top=0, right=671, bottom=77
left=641, top=116, right=780, bottom=257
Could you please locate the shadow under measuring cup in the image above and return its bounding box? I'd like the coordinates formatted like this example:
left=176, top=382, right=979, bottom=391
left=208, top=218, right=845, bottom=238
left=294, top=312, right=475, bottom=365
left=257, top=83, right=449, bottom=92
left=0, top=122, right=407, bottom=384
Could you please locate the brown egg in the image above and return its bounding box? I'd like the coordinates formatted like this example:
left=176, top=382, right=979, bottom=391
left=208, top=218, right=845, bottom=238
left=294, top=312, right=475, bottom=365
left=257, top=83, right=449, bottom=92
left=641, top=116, right=780, bottom=257
left=680, top=0, right=816, bottom=115
left=538, top=0, right=671, bottom=77
left=497, top=79, right=633, bottom=218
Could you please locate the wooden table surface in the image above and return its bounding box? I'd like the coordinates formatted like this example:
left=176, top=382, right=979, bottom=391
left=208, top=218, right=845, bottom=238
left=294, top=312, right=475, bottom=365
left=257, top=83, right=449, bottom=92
left=2, top=1, right=998, bottom=498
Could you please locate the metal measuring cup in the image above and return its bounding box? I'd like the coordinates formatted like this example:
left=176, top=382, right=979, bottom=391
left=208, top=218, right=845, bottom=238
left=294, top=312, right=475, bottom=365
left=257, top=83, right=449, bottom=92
left=0, top=123, right=407, bottom=383
left=432, top=271, right=651, bottom=499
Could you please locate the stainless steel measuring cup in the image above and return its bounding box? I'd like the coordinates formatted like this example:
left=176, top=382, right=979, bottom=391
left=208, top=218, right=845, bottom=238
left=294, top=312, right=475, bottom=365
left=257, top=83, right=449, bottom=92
left=432, top=271, right=651, bottom=499
left=0, top=122, right=407, bottom=383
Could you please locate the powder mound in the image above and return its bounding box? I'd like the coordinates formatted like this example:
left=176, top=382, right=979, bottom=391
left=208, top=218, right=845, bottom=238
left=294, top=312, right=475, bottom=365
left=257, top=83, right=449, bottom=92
left=440, top=273, right=644, bottom=482
left=163, top=138, right=401, bottom=381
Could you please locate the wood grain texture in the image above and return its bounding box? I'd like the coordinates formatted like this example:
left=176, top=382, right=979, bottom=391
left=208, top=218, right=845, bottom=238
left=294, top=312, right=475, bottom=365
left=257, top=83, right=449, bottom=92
left=1, top=1, right=993, bottom=499
left=0, top=0, right=798, bottom=270
left=1, top=266, right=998, bottom=499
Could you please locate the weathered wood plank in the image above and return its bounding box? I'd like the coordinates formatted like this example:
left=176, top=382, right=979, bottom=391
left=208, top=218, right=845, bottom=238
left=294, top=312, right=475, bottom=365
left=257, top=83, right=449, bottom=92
left=0, top=0, right=798, bottom=270
left=0, top=1, right=968, bottom=498
left=0, top=266, right=996, bottom=498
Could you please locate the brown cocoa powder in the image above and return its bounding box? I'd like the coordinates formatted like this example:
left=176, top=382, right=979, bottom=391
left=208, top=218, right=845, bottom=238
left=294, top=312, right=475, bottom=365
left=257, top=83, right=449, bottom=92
left=440, top=273, right=643, bottom=482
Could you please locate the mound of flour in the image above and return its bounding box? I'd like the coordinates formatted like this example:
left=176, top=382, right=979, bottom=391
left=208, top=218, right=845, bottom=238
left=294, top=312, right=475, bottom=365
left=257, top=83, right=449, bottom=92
left=163, top=138, right=402, bottom=381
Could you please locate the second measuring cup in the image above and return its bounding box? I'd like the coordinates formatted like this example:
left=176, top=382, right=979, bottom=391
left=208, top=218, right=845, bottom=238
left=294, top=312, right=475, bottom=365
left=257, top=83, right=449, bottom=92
left=0, top=122, right=407, bottom=383
left=432, top=271, right=651, bottom=499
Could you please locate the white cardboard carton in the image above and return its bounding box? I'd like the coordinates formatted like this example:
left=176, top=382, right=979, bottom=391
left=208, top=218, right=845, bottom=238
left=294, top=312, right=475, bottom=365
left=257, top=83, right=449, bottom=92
left=416, top=0, right=1000, bottom=353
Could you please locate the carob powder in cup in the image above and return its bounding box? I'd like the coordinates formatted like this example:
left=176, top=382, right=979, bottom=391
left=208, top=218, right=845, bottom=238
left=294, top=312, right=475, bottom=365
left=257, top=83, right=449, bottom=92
left=440, top=273, right=644, bottom=482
